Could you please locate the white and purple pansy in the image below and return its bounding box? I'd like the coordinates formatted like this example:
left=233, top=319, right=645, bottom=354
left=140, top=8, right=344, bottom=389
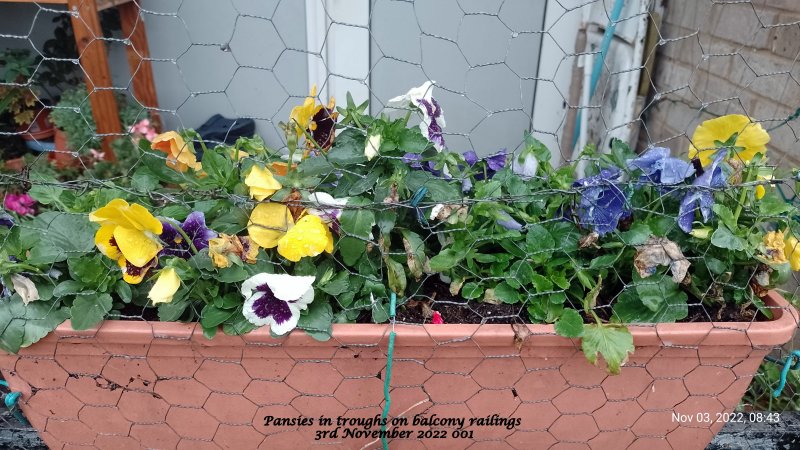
left=241, top=273, right=315, bottom=335
left=387, top=81, right=447, bottom=151
left=308, top=192, right=349, bottom=234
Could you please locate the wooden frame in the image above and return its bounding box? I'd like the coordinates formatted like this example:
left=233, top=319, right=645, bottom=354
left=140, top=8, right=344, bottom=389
left=0, top=0, right=160, bottom=160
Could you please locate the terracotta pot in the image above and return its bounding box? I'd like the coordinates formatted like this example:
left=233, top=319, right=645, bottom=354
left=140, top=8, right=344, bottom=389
left=0, top=292, right=796, bottom=450
left=18, top=108, right=55, bottom=141
left=3, top=157, right=25, bottom=172
left=49, top=128, right=80, bottom=169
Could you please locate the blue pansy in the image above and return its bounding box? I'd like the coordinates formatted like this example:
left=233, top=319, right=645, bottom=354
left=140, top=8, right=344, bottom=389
left=677, top=150, right=727, bottom=233
left=627, top=147, right=695, bottom=185
left=160, top=211, right=217, bottom=259
left=573, top=167, right=628, bottom=236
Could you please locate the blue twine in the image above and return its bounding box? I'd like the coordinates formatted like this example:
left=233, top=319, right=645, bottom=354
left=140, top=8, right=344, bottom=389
left=772, top=350, right=800, bottom=398
left=380, top=292, right=397, bottom=450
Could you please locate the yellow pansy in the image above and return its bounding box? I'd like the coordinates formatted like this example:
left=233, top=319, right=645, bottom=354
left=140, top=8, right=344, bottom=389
left=148, top=268, right=181, bottom=305
left=755, top=174, right=774, bottom=200
left=785, top=232, right=800, bottom=271
left=244, top=165, right=282, bottom=201
left=118, top=256, right=158, bottom=285
left=151, top=131, right=202, bottom=172
left=763, top=230, right=788, bottom=264
left=90, top=199, right=163, bottom=272
left=208, top=234, right=260, bottom=268
left=289, top=85, right=323, bottom=138
left=247, top=203, right=295, bottom=249
left=277, top=215, right=334, bottom=262
left=689, top=114, right=770, bottom=166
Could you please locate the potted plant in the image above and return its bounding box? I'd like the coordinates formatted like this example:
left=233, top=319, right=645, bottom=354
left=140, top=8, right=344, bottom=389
left=0, top=50, right=54, bottom=144
left=0, top=83, right=796, bottom=450
left=49, top=84, right=146, bottom=168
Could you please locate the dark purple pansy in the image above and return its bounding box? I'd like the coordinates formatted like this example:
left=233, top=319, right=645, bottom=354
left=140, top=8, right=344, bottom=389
left=311, top=106, right=337, bottom=150
left=627, top=147, right=695, bottom=185
left=677, top=150, right=727, bottom=233
left=417, top=98, right=446, bottom=150
left=573, top=167, right=629, bottom=236
left=160, top=211, right=217, bottom=259
left=462, top=149, right=507, bottom=181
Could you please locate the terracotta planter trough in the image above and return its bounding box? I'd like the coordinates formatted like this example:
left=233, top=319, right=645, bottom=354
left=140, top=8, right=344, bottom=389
left=0, top=292, right=796, bottom=450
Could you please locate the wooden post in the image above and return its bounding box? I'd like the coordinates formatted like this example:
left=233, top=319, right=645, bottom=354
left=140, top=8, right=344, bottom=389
left=67, top=0, right=120, bottom=161
left=118, top=1, right=162, bottom=132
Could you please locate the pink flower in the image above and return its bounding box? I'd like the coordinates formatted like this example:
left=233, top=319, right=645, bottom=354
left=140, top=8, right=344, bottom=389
left=129, top=119, right=157, bottom=142
left=4, top=193, right=36, bottom=216
left=431, top=311, right=444, bottom=324
left=89, top=149, right=105, bottom=161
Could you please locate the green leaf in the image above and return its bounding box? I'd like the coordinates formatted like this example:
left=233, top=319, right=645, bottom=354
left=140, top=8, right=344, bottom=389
left=320, top=271, right=350, bottom=296
left=429, top=248, right=466, bottom=272
left=712, top=204, right=737, bottom=231
left=385, top=257, right=407, bottom=294
left=70, top=293, right=113, bottom=330
left=530, top=273, right=553, bottom=292
left=461, top=282, right=484, bottom=299
left=494, top=282, right=520, bottom=304
left=202, top=149, right=233, bottom=186
left=338, top=236, right=366, bottom=267
left=589, top=253, right=620, bottom=270
left=758, top=195, right=795, bottom=216
left=581, top=324, right=634, bottom=375
left=619, top=223, right=651, bottom=246
left=21, top=212, right=95, bottom=264
left=114, top=281, right=132, bottom=303
left=158, top=298, right=190, bottom=322
left=53, top=280, right=86, bottom=298
left=525, top=224, right=555, bottom=259
left=0, top=296, right=70, bottom=353
left=348, top=171, right=381, bottom=196
left=711, top=225, right=746, bottom=251
left=297, top=300, right=333, bottom=341
left=27, top=184, right=65, bottom=206
left=404, top=171, right=461, bottom=202
left=555, top=309, right=584, bottom=338
left=634, top=273, right=683, bottom=312
left=371, top=301, right=390, bottom=324
left=613, top=283, right=688, bottom=323
left=131, top=167, right=161, bottom=191
left=222, top=312, right=258, bottom=336
left=340, top=197, right=375, bottom=240
left=214, top=265, right=249, bottom=283
left=200, top=305, right=237, bottom=329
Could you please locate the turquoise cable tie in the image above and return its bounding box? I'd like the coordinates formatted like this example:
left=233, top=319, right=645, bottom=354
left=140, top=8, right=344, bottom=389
left=380, top=292, right=397, bottom=450
left=410, top=187, right=429, bottom=226
left=772, top=350, right=800, bottom=398
left=0, top=380, right=28, bottom=425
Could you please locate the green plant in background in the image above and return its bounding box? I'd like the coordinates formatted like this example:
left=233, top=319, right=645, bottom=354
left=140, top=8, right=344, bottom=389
left=49, top=84, right=145, bottom=151
left=0, top=82, right=798, bottom=379
left=0, top=49, right=40, bottom=126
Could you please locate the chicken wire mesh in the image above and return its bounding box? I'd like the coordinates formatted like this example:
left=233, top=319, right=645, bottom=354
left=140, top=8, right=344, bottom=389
left=0, top=0, right=799, bottom=449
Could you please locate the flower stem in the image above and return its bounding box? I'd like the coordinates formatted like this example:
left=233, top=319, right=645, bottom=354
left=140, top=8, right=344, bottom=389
left=733, top=164, right=754, bottom=225
left=158, top=217, right=199, bottom=255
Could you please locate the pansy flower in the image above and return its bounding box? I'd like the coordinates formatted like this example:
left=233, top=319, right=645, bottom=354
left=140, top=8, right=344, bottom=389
left=573, top=168, right=628, bottom=236
left=148, top=268, right=181, bottom=305
left=241, top=273, right=315, bottom=335
left=387, top=81, right=447, bottom=151
left=151, top=131, right=202, bottom=173
left=308, top=192, right=348, bottom=233
left=208, top=234, right=260, bottom=268
left=689, top=114, right=769, bottom=167
left=159, top=211, right=216, bottom=259
left=784, top=231, right=800, bottom=271
left=90, top=199, right=163, bottom=284
left=627, top=147, right=694, bottom=185
left=289, top=85, right=338, bottom=150
left=677, top=150, right=727, bottom=233
left=245, top=165, right=282, bottom=201
left=463, top=150, right=507, bottom=180
left=247, top=203, right=334, bottom=262
left=0, top=210, right=14, bottom=228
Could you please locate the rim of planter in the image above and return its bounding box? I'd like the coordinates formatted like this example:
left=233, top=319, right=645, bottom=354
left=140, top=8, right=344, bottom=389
left=46, top=291, right=798, bottom=350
